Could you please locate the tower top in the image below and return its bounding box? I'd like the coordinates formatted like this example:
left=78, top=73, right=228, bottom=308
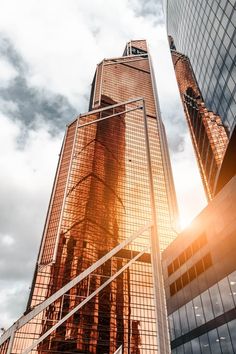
left=123, top=39, right=148, bottom=56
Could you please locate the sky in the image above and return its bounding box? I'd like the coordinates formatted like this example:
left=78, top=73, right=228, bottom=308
left=0, top=0, right=206, bottom=331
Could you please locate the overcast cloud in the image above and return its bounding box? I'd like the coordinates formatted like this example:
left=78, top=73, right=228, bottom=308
left=0, top=0, right=206, bottom=331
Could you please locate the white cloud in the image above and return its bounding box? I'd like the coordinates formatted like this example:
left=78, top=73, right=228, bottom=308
left=0, top=57, right=17, bottom=85
left=1, top=235, right=15, bottom=246
left=0, top=98, right=19, bottom=113
left=0, top=113, right=62, bottom=192
left=0, top=113, right=62, bottom=329
left=0, top=0, right=169, bottom=109
left=0, top=281, right=30, bottom=330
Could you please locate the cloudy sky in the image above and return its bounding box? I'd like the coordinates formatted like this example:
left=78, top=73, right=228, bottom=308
left=0, top=0, right=206, bottom=330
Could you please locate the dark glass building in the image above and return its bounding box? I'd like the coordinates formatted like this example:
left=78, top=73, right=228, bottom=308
left=163, top=3, right=236, bottom=351
left=162, top=175, right=236, bottom=353
left=164, top=0, right=236, bottom=200
left=165, top=0, right=236, bottom=135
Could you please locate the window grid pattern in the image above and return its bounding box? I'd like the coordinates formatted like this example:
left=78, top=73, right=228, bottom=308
left=167, top=232, right=207, bottom=276
left=167, top=0, right=236, bottom=135
left=9, top=103, right=158, bottom=354
left=169, top=270, right=236, bottom=352
left=22, top=40, right=178, bottom=354
left=97, top=53, right=178, bottom=250
left=172, top=320, right=236, bottom=354
left=169, top=253, right=212, bottom=296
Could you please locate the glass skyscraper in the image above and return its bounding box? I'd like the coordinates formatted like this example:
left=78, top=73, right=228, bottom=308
left=0, top=40, right=178, bottom=354
left=165, top=0, right=236, bottom=200
left=165, top=0, right=235, bottom=135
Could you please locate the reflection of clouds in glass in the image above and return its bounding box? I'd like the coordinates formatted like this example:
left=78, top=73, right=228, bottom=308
left=174, top=320, right=236, bottom=352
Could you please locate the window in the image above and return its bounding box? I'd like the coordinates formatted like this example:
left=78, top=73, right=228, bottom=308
left=169, top=253, right=212, bottom=296
left=201, top=290, right=214, bottom=322
left=189, top=266, right=197, bottom=281
left=218, top=277, right=234, bottom=312
left=209, top=284, right=224, bottom=317
left=167, top=232, right=207, bottom=277
left=131, top=46, right=147, bottom=56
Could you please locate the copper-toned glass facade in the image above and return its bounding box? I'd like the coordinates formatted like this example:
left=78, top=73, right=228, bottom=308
left=0, top=40, right=178, bottom=354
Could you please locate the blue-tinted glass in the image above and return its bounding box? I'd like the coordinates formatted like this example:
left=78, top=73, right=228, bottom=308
left=208, top=328, right=222, bottom=353
left=201, top=289, right=214, bottom=322
left=222, top=65, right=230, bottom=82
left=176, top=345, right=185, bottom=354
left=228, top=271, right=236, bottom=306
left=225, top=108, right=234, bottom=127
left=199, top=333, right=211, bottom=353
left=218, top=277, right=235, bottom=312
left=167, top=0, right=236, bottom=135
left=218, top=323, right=234, bottom=353
left=184, top=341, right=192, bottom=354
left=227, top=319, right=236, bottom=351
left=223, top=32, right=231, bottom=50
left=191, top=337, right=201, bottom=354
left=168, top=314, right=175, bottom=340
left=225, top=3, right=233, bottom=18
left=216, top=5, right=223, bottom=20
left=205, top=4, right=211, bottom=16
left=209, top=284, right=224, bottom=317
left=218, top=95, right=228, bottom=113
left=209, top=11, right=215, bottom=23
left=173, top=310, right=181, bottom=338
left=230, top=101, right=236, bottom=120
left=185, top=301, right=196, bottom=331
left=225, top=48, right=233, bottom=69
left=224, top=85, right=232, bottom=101
left=227, top=76, right=235, bottom=94
left=220, top=0, right=227, bottom=10
left=179, top=305, right=189, bottom=335
left=212, top=1, right=218, bottom=13
left=213, top=18, right=220, bottom=31
left=193, top=295, right=205, bottom=326
left=228, top=39, right=236, bottom=59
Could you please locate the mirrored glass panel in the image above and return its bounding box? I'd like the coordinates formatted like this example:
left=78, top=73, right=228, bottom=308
left=209, top=284, right=224, bottom=317
left=201, top=289, right=214, bottom=322
left=218, top=323, right=234, bottom=353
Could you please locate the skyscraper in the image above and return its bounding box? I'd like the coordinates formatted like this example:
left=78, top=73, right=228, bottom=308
left=162, top=2, right=236, bottom=352
left=164, top=0, right=236, bottom=200
left=0, top=40, right=178, bottom=354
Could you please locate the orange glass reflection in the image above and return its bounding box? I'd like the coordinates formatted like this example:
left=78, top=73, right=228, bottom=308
left=1, top=40, right=178, bottom=354
left=171, top=50, right=228, bottom=200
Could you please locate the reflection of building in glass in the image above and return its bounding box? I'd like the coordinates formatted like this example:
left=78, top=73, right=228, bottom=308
left=166, top=0, right=235, bottom=134
left=168, top=48, right=228, bottom=200
left=0, top=40, right=178, bottom=354
left=165, top=0, right=236, bottom=200
left=162, top=175, right=236, bottom=352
